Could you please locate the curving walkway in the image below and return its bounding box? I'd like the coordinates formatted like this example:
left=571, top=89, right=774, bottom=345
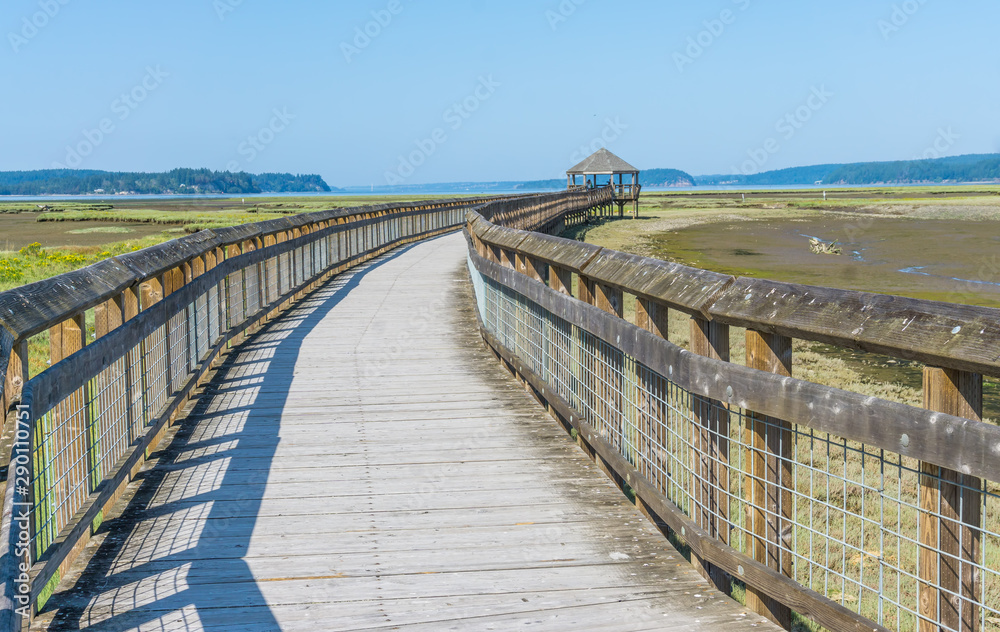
left=33, top=233, right=777, bottom=631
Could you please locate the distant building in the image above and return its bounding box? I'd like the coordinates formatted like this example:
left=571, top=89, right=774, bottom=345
left=94, top=189, right=105, bottom=194
left=567, top=148, right=642, bottom=218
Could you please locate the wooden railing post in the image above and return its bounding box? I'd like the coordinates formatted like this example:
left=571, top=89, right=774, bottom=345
left=594, top=283, right=622, bottom=318
left=93, top=295, right=125, bottom=484
left=920, top=367, right=982, bottom=632
left=140, top=277, right=165, bottom=414
left=635, top=298, right=668, bottom=339
left=548, top=264, right=572, bottom=296
left=577, top=275, right=595, bottom=305
left=575, top=274, right=597, bottom=429
left=745, top=330, right=794, bottom=629
left=499, top=248, right=514, bottom=269
left=633, top=297, right=670, bottom=508
left=689, top=316, right=731, bottom=593
left=519, top=255, right=546, bottom=285
left=226, top=244, right=245, bottom=345
left=2, top=339, right=27, bottom=418
left=594, top=282, right=625, bottom=453
left=50, top=313, right=90, bottom=508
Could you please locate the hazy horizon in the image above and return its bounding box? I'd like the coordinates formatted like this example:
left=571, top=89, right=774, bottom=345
left=3, top=1, right=998, bottom=188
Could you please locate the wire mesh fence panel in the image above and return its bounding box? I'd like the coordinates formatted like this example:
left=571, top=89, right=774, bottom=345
left=469, top=260, right=1000, bottom=632
left=143, top=324, right=170, bottom=422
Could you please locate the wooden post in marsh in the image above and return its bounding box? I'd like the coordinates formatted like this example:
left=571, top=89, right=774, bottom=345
left=635, top=298, right=669, bottom=493
left=920, top=367, right=982, bottom=632
left=744, top=330, right=794, bottom=629
left=689, top=316, right=731, bottom=594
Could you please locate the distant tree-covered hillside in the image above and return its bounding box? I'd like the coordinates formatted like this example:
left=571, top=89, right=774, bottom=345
left=823, top=154, right=1000, bottom=184
left=695, top=164, right=845, bottom=186
left=513, top=179, right=564, bottom=190
left=692, top=154, right=1000, bottom=187
left=0, top=169, right=334, bottom=195
left=249, top=173, right=331, bottom=193
left=642, top=168, right=695, bottom=187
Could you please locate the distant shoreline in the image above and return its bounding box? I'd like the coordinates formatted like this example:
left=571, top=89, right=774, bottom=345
left=3, top=181, right=999, bottom=203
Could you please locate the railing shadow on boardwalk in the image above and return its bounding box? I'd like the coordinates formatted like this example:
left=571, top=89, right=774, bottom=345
left=38, top=245, right=421, bottom=631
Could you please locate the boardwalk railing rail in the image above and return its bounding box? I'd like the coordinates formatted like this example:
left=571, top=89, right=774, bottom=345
left=0, top=188, right=610, bottom=629
left=465, top=210, right=1000, bottom=632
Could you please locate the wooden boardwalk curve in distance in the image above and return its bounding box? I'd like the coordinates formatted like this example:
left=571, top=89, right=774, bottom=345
left=34, top=234, right=779, bottom=631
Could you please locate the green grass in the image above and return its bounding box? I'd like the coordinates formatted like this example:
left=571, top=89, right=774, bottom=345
left=0, top=238, right=167, bottom=293
left=34, top=208, right=288, bottom=230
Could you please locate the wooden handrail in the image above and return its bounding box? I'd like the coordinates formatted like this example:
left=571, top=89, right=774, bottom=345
left=472, top=213, right=1000, bottom=377
left=0, top=199, right=499, bottom=342
left=467, top=248, right=1000, bottom=481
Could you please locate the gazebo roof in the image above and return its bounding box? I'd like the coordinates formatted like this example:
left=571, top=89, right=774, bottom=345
left=567, top=148, right=639, bottom=175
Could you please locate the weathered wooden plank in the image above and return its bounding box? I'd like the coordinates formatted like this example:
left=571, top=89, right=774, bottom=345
left=582, top=249, right=734, bottom=318
left=709, top=276, right=1000, bottom=378
left=514, top=231, right=603, bottom=271
left=0, top=330, right=14, bottom=417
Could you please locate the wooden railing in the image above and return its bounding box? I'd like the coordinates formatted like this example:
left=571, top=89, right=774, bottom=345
left=0, top=189, right=610, bottom=629
left=465, top=208, right=1000, bottom=632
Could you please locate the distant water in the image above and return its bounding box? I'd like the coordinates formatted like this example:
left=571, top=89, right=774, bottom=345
left=658, top=182, right=998, bottom=193
left=899, top=265, right=1000, bottom=289
left=2, top=181, right=993, bottom=203
left=0, top=190, right=536, bottom=202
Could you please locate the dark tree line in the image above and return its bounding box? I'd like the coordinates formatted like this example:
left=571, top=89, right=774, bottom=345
left=824, top=155, right=1000, bottom=184
left=0, top=169, right=333, bottom=195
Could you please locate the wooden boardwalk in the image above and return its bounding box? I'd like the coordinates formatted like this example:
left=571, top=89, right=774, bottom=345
left=33, top=234, right=777, bottom=631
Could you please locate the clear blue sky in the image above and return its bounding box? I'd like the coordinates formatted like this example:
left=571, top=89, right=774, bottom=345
left=3, top=0, right=999, bottom=186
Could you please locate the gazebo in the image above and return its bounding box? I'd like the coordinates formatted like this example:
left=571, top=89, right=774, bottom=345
left=567, top=148, right=642, bottom=218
